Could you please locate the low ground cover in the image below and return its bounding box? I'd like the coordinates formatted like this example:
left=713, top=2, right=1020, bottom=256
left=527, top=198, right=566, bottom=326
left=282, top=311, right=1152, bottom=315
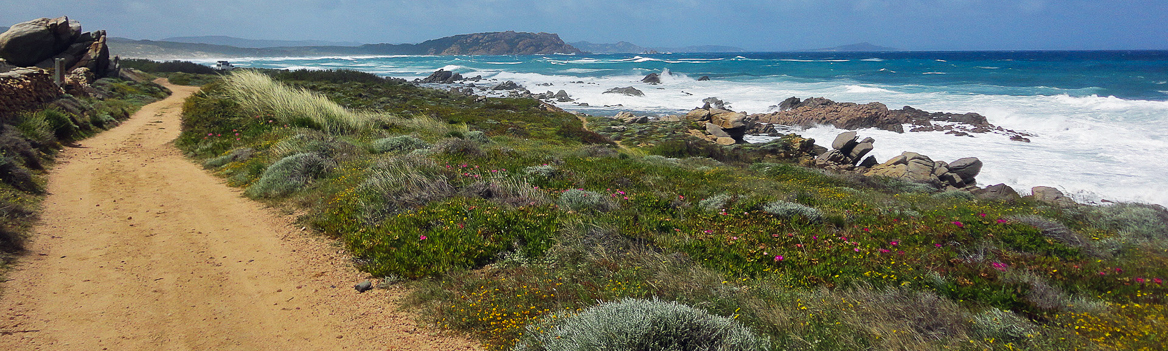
left=179, top=68, right=1168, bottom=350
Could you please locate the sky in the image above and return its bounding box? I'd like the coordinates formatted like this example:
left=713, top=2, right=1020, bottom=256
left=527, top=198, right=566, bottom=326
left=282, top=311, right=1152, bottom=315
left=2, top=0, right=1166, bottom=51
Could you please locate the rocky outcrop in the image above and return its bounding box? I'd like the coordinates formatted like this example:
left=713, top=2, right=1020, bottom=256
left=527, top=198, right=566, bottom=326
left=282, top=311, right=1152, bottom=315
left=683, top=106, right=754, bottom=144
left=641, top=73, right=661, bottom=85
left=614, top=111, right=648, bottom=124
left=753, top=96, right=1033, bottom=140
left=973, top=183, right=1022, bottom=203
left=1029, top=186, right=1077, bottom=207
left=419, top=69, right=463, bottom=84
left=492, top=81, right=523, bottom=91
left=811, top=131, right=983, bottom=190
left=603, top=86, right=644, bottom=97
left=0, top=16, right=118, bottom=101
left=0, top=68, right=62, bottom=119
left=0, top=16, right=81, bottom=66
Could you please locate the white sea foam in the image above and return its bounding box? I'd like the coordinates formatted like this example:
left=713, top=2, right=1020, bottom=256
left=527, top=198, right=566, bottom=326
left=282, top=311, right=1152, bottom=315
left=861, top=58, right=885, bottom=62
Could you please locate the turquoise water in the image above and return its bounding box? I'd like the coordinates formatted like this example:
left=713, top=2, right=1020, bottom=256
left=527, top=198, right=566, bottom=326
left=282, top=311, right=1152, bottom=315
left=200, top=51, right=1168, bottom=206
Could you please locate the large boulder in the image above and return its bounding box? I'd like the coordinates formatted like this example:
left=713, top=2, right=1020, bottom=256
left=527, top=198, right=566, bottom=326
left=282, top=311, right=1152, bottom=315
left=603, top=86, right=644, bottom=96
left=947, top=157, right=983, bottom=180
left=974, top=183, right=1021, bottom=203
left=710, top=110, right=746, bottom=130
left=0, top=16, right=81, bottom=66
left=865, top=152, right=942, bottom=185
left=1030, top=186, right=1076, bottom=207
left=420, top=69, right=463, bottom=83
left=641, top=73, right=661, bottom=85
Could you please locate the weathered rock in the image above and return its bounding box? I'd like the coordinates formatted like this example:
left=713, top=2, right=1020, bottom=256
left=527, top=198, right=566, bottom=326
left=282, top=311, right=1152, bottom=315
left=778, top=97, right=801, bottom=111
left=866, top=152, right=941, bottom=185
left=715, top=137, right=736, bottom=145
left=553, top=90, right=572, bottom=102
left=615, top=111, right=648, bottom=124
left=354, top=280, right=373, bottom=293
left=848, top=142, right=874, bottom=164
left=858, top=155, right=878, bottom=168
left=710, top=110, right=746, bottom=129
left=421, top=69, right=463, bottom=84
left=974, top=183, right=1021, bottom=202
left=641, top=73, right=661, bottom=85
left=947, top=157, right=983, bottom=180
left=697, top=76, right=711, bottom=81
left=705, top=123, right=731, bottom=138
left=492, top=80, right=522, bottom=90
left=831, top=131, right=858, bottom=150
left=1031, top=186, right=1076, bottom=207
left=702, top=97, right=728, bottom=110
left=603, top=86, right=644, bottom=96
left=685, top=108, right=711, bottom=121
left=0, top=16, right=81, bottom=66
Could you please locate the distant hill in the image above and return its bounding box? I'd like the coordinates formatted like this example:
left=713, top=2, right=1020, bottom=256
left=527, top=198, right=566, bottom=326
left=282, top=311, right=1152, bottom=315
left=161, top=36, right=362, bottom=48
left=108, top=31, right=584, bottom=59
left=570, top=41, right=746, bottom=54
left=812, top=42, right=899, bottom=52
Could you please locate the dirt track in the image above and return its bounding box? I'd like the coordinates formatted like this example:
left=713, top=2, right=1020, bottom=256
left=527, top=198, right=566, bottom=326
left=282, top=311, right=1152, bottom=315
left=0, top=80, right=479, bottom=350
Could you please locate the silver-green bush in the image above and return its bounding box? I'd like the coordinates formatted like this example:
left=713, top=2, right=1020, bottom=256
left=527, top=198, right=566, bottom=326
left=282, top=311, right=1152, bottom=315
left=558, top=189, right=616, bottom=212
left=514, top=298, right=769, bottom=351
left=971, top=308, right=1037, bottom=342
left=763, top=200, right=823, bottom=222
left=699, top=194, right=732, bottom=212
left=371, top=135, right=429, bottom=153
left=524, top=165, right=557, bottom=178
left=204, top=147, right=255, bottom=168
left=245, top=152, right=332, bottom=198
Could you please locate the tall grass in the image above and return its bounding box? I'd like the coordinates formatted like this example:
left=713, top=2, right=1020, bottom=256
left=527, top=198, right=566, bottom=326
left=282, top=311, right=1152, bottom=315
left=222, top=70, right=381, bottom=134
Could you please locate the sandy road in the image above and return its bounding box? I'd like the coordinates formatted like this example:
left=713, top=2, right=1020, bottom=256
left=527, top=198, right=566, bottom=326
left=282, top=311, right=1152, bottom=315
left=0, top=80, right=479, bottom=350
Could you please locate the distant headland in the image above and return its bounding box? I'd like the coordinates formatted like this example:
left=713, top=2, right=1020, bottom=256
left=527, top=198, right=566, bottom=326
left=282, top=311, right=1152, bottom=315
left=107, top=31, right=584, bottom=59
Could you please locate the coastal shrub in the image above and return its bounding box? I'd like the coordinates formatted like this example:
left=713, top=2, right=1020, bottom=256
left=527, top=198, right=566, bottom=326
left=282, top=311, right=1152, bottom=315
left=465, top=130, right=490, bottom=144
left=0, top=157, right=40, bottom=194
left=1010, top=215, right=1091, bottom=252
left=1089, top=203, right=1168, bottom=242
left=514, top=298, right=769, bottom=351
left=203, top=147, right=255, bottom=168
left=461, top=177, right=550, bottom=207
left=933, top=190, right=975, bottom=201
left=558, top=189, right=616, bottom=213
left=699, top=194, right=732, bottom=212
left=358, top=159, right=455, bottom=221
left=0, top=226, right=24, bottom=254
left=433, top=138, right=484, bottom=158
left=120, top=59, right=217, bottom=74
left=14, top=110, right=54, bottom=146
left=273, top=69, right=388, bottom=84
left=0, top=127, right=42, bottom=170
left=971, top=308, right=1037, bottom=342
left=524, top=165, right=557, bottom=178
left=42, top=108, right=79, bottom=141
left=371, top=135, right=429, bottom=153
left=763, top=200, right=823, bottom=222
left=222, top=70, right=380, bottom=134
left=245, top=152, right=332, bottom=198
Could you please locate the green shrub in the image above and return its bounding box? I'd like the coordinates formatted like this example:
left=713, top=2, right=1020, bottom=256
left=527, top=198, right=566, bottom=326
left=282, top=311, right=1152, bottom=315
left=43, top=108, right=79, bottom=141
left=515, top=298, right=769, bottom=351
left=524, top=164, right=557, bottom=178
left=465, top=130, right=490, bottom=144
left=372, top=135, right=429, bottom=153
left=204, top=148, right=255, bottom=168
left=762, top=200, right=823, bottom=222
left=1090, top=203, right=1168, bottom=241
left=245, top=152, right=332, bottom=198
left=933, top=190, right=975, bottom=201
left=699, top=194, right=731, bottom=212
left=433, top=138, right=484, bottom=157
left=558, top=189, right=616, bottom=213
left=972, top=308, right=1037, bottom=342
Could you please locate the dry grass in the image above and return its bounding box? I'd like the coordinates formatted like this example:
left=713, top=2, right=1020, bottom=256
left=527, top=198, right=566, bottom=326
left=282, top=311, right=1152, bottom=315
left=222, top=70, right=383, bottom=134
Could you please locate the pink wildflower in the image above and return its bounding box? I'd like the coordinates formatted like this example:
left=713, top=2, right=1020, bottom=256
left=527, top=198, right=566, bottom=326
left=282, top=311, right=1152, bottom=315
left=997, top=219, right=1008, bottom=224
left=1155, top=278, right=1163, bottom=285
left=953, top=221, right=964, bottom=228
left=420, top=235, right=427, bottom=241
left=891, top=241, right=899, bottom=246
left=854, top=248, right=860, bottom=252
left=935, top=243, right=942, bottom=248
left=1136, top=277, right=1146, bottom=283
left=775, top=255, right=783, bottom=261
left=731, top=236, right=738, bottom=240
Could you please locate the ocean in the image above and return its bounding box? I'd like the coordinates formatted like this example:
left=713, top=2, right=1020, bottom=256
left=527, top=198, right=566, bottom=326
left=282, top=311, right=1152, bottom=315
left=194, top=51, right=1168, bottom=206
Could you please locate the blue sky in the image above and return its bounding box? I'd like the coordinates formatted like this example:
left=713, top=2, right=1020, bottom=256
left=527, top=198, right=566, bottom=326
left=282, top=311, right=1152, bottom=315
left=2, top=0, right=1165, bottom=50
